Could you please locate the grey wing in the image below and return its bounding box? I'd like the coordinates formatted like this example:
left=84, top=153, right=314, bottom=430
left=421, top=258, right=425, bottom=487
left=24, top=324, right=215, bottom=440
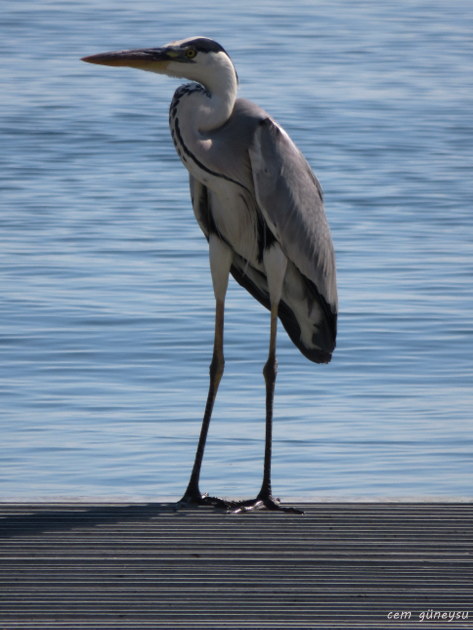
left=189, top=175, right=212, bottom=239
left=248, top=117, right=338, bottom=363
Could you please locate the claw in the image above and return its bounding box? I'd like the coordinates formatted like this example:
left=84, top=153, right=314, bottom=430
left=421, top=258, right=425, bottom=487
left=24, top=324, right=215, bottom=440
left=176, top=491, right=303, bottom=515
left=176, top=491, right=237, bottom=511
left=229, top=495, right=304, bottom=515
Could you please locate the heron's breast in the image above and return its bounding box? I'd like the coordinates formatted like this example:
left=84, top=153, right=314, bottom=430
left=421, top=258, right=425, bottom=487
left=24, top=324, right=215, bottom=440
left=207, top=183, right=261, bottom=267
left=170, top=109, right=261, bottom=266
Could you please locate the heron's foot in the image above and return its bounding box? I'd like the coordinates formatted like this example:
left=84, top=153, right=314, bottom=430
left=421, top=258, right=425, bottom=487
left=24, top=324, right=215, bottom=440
left=176, top=490, right=237, bottom=511
left=229, top=494, right=304, bottom=515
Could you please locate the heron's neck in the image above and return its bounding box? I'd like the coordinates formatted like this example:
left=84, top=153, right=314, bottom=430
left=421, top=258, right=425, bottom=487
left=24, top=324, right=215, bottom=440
left=190, top=66, right=238, bottom=132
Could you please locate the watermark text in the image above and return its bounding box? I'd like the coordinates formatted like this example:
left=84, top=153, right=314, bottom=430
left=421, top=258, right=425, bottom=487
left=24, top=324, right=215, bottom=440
left=387, top=610, right=469, bottom=623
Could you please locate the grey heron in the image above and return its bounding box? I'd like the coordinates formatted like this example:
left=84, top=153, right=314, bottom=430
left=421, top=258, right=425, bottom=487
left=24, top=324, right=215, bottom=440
left=82, top=37, right=337, bottom=513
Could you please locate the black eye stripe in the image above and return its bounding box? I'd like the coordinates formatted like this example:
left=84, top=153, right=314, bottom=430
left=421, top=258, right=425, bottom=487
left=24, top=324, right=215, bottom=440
left=183, top=37, right=227, bottom=55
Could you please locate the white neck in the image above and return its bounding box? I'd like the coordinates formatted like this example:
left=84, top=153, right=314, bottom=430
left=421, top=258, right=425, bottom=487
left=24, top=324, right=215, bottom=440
left=167, top=51, right=238, bottom=132
left=196, top=69, right=237, bottom=132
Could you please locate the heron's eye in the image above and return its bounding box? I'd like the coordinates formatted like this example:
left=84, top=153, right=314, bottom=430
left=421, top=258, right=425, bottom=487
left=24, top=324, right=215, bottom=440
left=185, top=48, right=197, bottom=59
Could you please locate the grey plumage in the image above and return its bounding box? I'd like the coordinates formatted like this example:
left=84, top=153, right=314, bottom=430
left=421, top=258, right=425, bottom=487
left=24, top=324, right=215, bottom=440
left=82, top=36, right=338, bottom=513
left=174, top=92, right=337, bottom=362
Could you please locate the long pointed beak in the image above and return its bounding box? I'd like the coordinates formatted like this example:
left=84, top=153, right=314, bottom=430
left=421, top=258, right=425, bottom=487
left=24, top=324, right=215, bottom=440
left=81, top=47, right=171, bottom=71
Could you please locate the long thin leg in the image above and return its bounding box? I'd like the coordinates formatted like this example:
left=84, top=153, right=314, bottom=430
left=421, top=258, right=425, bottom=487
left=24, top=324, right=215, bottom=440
left=231, top=301, right=301, bottom=514
left=178, top=235, right=232, bottom=508
left=179, top=297, right=226, bottom=505
left=231, top=245, right=302, bottom=514
left=258, top=301, right=278, bottom=500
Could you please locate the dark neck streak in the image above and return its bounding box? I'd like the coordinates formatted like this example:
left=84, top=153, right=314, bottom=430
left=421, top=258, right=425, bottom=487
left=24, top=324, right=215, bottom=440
left=170, top=85, right=249, bottom=192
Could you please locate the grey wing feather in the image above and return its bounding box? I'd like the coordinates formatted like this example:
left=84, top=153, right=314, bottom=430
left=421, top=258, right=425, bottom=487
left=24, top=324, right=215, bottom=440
left=189, top=175, right=210, bottom=237
left=189, top=172, right=242, bottom=246
left=248, top=117, right=338, bottom=362
left=188, top=113, right=337, bottom=364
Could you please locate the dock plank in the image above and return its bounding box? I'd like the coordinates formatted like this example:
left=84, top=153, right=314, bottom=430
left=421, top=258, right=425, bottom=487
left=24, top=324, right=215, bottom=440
left=1, top=502, right=472, bottom=629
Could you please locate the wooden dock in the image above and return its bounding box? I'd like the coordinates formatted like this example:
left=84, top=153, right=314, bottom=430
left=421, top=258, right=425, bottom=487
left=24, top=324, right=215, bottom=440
left=1, top=502, right=472, bottom=629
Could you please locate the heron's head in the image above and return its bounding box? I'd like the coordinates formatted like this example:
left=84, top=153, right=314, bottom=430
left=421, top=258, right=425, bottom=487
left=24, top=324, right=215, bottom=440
left=82, top=37, right=238, bottom=91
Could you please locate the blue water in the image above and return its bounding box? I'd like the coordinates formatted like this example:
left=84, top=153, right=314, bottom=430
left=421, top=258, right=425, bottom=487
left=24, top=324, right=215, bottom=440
left=1, top=0, right=472, bottom=501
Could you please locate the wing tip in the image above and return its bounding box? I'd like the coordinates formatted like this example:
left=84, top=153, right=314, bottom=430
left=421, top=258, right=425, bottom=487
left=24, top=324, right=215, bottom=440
left=297, top=343, right=334, bottom=364
left=279, top=302, right=336, bottom=364
left=308, top=349, right=333, bottom=364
